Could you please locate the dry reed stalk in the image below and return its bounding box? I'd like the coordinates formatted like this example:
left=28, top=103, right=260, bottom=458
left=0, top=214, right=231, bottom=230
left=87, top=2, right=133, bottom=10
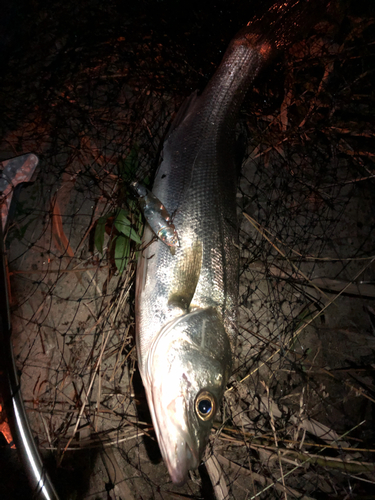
left=243, top=212, right=330, bottom=300
left=231, top=255, right=375, bottom=388
left=205, top=453, right=230, bottom=500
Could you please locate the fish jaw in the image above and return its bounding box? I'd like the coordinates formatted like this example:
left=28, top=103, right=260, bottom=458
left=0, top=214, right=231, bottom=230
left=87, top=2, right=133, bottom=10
left=142, top=308, right=232, bottom=485
left=147, top=388, right=199, bottom=485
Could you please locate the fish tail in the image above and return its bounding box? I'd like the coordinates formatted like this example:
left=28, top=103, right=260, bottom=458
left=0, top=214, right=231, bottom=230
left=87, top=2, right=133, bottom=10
left=234, top=0, right=332, bottom=64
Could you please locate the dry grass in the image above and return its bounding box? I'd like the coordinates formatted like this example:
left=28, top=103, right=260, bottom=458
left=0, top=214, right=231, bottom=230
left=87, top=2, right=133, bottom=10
left=0, top=1, right=374, bottom=498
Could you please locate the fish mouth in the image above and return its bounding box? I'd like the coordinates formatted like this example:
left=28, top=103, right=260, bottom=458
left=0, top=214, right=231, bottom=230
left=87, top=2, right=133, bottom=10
left=159, top=432, right=199, bottom=485
left=149, top=391, right=200, bottom=485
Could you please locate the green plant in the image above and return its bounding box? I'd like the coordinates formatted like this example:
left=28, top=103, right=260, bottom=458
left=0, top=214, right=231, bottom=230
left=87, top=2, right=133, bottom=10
left=94, top=146, right=145, bottom=273
left=94, top=207, right=142, bottom=273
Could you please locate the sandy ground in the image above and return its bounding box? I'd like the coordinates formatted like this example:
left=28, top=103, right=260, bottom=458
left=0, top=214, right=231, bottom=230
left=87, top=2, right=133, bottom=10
left=1, top=2, right=375, bottom=499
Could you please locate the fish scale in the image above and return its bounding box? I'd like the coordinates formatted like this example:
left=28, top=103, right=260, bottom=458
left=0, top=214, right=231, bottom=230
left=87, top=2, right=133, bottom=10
left=135, top=0, right=329, bottom=485
left=137, top=35, right=264, bottom=380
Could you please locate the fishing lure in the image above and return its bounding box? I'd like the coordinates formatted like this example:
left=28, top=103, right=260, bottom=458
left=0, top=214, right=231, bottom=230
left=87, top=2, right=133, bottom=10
left=131, top=181, right=179, bottom=254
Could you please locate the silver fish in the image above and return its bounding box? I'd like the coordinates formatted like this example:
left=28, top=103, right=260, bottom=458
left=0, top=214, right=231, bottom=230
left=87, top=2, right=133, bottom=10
left=135, top=0, right=327, bottom=485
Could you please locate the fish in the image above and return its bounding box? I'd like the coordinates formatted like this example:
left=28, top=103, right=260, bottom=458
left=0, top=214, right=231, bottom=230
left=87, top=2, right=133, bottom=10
left=135, top=0, right=329, bottom=485
left=130, top=180, right=179, bottom=253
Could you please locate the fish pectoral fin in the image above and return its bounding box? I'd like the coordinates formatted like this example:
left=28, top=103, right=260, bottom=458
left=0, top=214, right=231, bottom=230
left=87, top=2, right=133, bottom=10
left=168, top=241, right=203, bottom=310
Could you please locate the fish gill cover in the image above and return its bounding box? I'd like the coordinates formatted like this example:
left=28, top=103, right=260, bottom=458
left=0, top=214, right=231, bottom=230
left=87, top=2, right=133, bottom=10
left=0, top=0, right=375, bottom=498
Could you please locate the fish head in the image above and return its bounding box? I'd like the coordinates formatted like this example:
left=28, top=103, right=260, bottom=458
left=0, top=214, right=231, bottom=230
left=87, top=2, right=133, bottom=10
left=145, top=307, right=232, bottom=485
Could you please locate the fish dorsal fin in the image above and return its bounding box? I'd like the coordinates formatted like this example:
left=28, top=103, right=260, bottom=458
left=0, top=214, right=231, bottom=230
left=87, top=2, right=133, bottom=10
left=166, top=91, right=199, bottom=140
left=168, top=241, right=203, bottom=311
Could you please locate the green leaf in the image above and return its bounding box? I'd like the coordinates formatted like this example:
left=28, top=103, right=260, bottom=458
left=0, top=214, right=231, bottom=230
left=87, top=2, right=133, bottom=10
left=118, top=145, right=139, bottom=181
left=94, top=216, right=107, bottom=254
left=128, top=200, right=137, bottom=211
left=114, top=209, right=131, bottom=234
left=143, top=175, right=151, bottom=187
left=128, top=201, right=144, bottom=228
left=109, top=234, right=117, bottom=252
left=119, top=225, right=142, bottom=244
left=115, top=234, right=130, bottom=273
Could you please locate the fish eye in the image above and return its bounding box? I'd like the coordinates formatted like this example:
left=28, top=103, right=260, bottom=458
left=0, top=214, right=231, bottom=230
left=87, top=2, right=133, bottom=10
left=195, top=391, right=216, bottom=421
